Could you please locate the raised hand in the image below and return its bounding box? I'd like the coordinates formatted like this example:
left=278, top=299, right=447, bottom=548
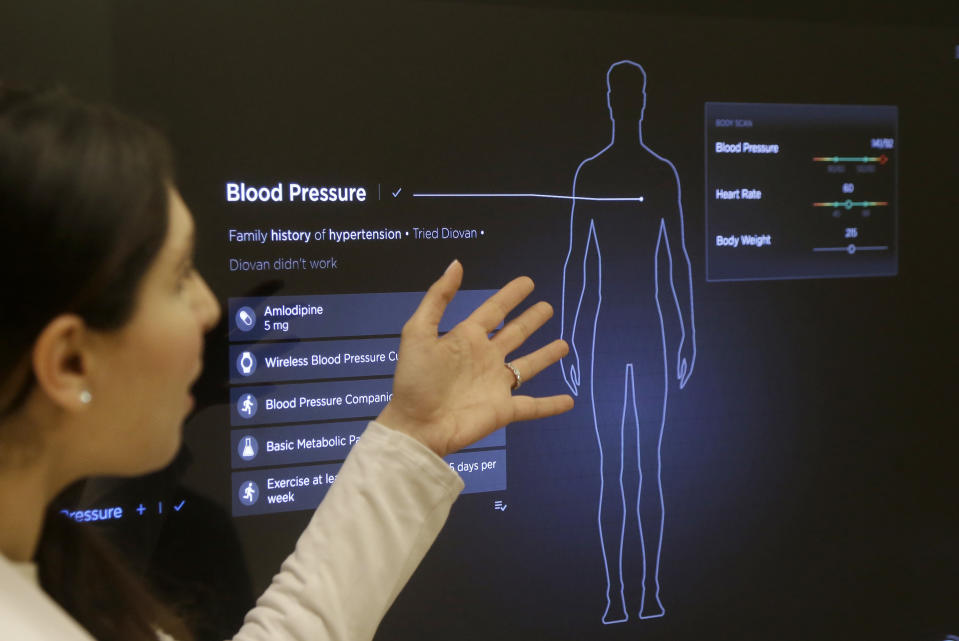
left=377, top=260, right=574, bottom=457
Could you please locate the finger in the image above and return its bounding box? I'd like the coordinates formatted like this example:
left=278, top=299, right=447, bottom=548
left=467, top=275, right=534, bottom=333
left=511, top=394, right=575, bottom=422
left=508, top=339, right=569, bottom=385
left=680, top=361, right=693, bottom=389
left=492, top=300, right=553, bottom=353
left=407, top=259, right=463, bottom=336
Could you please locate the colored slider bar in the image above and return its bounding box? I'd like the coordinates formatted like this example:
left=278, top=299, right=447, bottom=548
left=813, top=200, right=888, bottom=209
left=813, top=154, right=888, bottom=165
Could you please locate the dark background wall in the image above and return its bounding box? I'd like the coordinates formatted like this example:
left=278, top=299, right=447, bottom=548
left=0, top=1, right=115, bottom=100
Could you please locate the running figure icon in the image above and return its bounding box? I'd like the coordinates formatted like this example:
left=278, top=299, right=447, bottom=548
left=237, top=393, right=258, bottom=420
left=560, top=60, right=696, bottom=624
left=239, top=481, right=259, bottom=506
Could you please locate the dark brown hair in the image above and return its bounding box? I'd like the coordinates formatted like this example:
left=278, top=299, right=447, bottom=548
left=0, top=85, right=194, bottom=641
left=0, top=85, right=171, bottom=414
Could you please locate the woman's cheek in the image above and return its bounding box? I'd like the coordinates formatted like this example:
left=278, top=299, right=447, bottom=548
left=153, top=309, right=201, bottom=380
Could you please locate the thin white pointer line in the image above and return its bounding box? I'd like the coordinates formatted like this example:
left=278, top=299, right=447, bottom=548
left=412, top=192, right=644, bottom=202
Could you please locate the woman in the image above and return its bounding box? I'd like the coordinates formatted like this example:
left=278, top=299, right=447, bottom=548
left=0, top=86, right=573, bottom=640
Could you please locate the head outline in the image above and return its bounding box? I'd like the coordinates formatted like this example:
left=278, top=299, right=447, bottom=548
left=605, top=60, right=647, bottom=125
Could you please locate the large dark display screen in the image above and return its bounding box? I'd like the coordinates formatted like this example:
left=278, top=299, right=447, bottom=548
left=15, top=2, right=957, bottom=639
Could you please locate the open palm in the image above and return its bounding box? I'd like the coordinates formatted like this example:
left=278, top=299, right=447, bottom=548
left=378, top=261, right=574, bottom=457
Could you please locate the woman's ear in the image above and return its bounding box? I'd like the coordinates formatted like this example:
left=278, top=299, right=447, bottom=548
left=31, top=314, right=94, bottom=412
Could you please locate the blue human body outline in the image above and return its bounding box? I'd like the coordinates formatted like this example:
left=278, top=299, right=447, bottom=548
left=560, top=60, right=696, bottom=624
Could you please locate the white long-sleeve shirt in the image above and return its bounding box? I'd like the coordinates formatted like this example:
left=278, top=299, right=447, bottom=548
left=0, top=421, right=464, bottom=641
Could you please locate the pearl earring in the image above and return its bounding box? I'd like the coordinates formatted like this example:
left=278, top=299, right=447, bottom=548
left=79, top=390, right=92, bottom=404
